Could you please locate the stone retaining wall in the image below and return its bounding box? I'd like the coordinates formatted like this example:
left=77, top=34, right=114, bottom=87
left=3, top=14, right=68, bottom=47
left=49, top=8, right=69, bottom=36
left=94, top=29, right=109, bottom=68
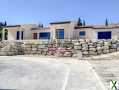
left=72, top=40, right=119, bottom=57
left=0, top=40, right=119, bottom=57
left=0, top=42, right=23, bottom=56
left=23, top=42, right=73, bottom=57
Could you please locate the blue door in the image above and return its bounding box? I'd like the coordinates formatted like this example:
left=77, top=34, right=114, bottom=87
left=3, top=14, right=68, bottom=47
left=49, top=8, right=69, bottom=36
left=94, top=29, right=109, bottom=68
left=56, top=29, right=64, bottom=39
left=39, top=32, right=50, bottom=39
left=98, top=31, right=111, bottom=39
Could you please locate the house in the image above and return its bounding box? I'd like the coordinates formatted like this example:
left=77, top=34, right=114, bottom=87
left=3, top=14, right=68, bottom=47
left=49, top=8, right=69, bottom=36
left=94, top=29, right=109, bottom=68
left=75, top=24, right=119, bottom=40
left=30, top=21, right=76, bottom=40
left=5, top=24, right=37, bottom=41
left=2, top=20, right=119, bottom=41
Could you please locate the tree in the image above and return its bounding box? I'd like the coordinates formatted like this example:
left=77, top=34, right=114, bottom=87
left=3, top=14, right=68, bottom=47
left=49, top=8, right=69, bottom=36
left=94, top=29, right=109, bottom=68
left=0, top=27, right=3, bottom=41
left=77, top=17, right=82, bottom=26
left=105, top=19, right=108, bottom=26
left=41, top=24, right=43, bottom=28
left=83, top=20, right=86, bottom=26
left=4, top=21, right=7, bottom=26
left=0, top=21, right=8, bottom=41
left=38, top=23, right=43, bottom=28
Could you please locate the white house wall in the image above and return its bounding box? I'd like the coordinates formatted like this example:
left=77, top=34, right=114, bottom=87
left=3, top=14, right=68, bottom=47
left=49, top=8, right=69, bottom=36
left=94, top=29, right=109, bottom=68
left=31, top=28, right=51, bottom=39
left=75, top=28, right=119, bottom=40
left=21, top=24, right=37, bottom=40
left=50, top=23, right=75, bottom=40
left=5, top=23, right=119, bottom=41
left=74, top=28, right=95, bottom=40
left=94, top=28, right=119, bottom=40
left=7, top=27, right=20, bottom=40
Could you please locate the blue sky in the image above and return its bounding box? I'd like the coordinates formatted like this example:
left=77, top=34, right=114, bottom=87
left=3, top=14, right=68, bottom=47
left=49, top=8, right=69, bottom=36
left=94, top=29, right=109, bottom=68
left=0, top=0, right=119, bottom=26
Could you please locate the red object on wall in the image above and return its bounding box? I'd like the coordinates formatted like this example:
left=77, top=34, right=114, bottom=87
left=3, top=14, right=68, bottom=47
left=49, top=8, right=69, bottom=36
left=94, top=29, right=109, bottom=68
left=33, top=33, right=37, bottom=39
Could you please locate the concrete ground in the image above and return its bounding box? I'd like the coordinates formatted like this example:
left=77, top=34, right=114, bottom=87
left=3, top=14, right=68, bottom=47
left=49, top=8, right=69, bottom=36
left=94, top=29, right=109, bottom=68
left=89, top=60, right=119, bottom=90
left=88, top=52, right=119, bottom=90
left=0, top=56, right=104, bottom=90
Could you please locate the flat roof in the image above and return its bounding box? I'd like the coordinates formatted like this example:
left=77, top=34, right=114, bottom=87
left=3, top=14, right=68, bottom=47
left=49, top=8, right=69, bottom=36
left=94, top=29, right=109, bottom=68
left=50, top=21, right=71, bottom=25
left=31, top=27, right=50, bottom=30
left=75, top=25, right=119, bottom=29
left=75, top=26, right=93, bottom=29
left=6, top=25, right=21, bottom=28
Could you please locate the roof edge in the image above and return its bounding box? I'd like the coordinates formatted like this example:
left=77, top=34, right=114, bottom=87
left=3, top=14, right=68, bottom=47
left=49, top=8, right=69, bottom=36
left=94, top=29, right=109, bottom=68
left=50, top=21, right=71, bottom=25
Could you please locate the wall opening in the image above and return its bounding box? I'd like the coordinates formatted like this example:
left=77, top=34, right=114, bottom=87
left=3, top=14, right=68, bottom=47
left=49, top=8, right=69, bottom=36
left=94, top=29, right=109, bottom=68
left=39, top=32, right=50, bottom=39
left=56, top=29, right=64, bottom=39
left=21, top=31, right=24, bottom=40
left=79, top=31, right=86, bottom=39
left=16, top=31, right=20, bottom=40
left=33, top=33, right=37, bottom=39
left=98, top=31, right=111, bottom=39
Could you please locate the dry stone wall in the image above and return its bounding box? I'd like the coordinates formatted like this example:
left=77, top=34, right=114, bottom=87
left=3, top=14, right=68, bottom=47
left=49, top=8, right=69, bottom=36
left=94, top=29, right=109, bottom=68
left=23, top=42, right=73, bottom=57
left=0, top=42, right=23, bottom=56
left=72, top=40, right=119, bottom=57
left=0, top=40, right=119, bottom=57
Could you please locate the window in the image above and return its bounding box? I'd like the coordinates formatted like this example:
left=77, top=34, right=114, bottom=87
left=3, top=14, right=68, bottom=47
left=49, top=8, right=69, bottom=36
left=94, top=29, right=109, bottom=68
left=79, top=31, right=86, bottom=39
left=79, top=31, right=86, bottom=36
left=39, top=32, right=50, bottom=39
left=98, top=31, right=111, bottom=39
left=33, top=33, right=37, bottom=39
left=21, top=31, right=24, bottom=40
left=16, top=31, right=20, bottom=40
left=56, top=29, right=64, bottom=39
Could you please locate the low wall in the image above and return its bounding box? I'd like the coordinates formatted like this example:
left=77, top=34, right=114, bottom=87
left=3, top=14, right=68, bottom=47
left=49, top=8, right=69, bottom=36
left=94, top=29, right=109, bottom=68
left=73, top=40, right=119, bottom=57
left=0, top=42, right=23, bottom=56
left=0, top=40, right=119, bottom=57
left=23, top=42, right=73, bottom=57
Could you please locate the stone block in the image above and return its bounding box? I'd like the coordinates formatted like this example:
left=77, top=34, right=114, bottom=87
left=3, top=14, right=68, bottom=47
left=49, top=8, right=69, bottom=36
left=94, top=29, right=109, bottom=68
left=89, top=47, right=96, bottom=51
left=82, top=47, right=88, bottom=51
left=32, top=44, right=38, bottom=48
left=103, top=46, right=110, bottom=49
left=109, top=49, right=116, bottom=53
left=63, top=51, right=73, bottom=57
left=32, top=48, right=38, bottom=51
left=37, top=51, right=42, bottom=54
left=103, top=50, right=110, bottom=54
left=38, top=45, right=45, bottom=49
left=82, top=51, right=88, bottom=55
left=104, top=42, right=111, bottom=46
left=111, top=44, right=117, bottom=49
left=74, top=45, right=82, bottom=50
left=97, top=50, right=102, bottom=55
left=88, top=51, right=97, bottom=55
left=73, top=42, right=80, bottom=46
left=81, top=44, right=88, bottom=47
left=0, top=51, right=7, bottom=56
left=97, top=47, right=103, bottom=50
left=25, top=45, right=32, bottom=48
left=41, top=51, right=47, bottom=55
left=96, top=44, right=103, bottom=47
left=88, top=45, right=95, bottom=48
